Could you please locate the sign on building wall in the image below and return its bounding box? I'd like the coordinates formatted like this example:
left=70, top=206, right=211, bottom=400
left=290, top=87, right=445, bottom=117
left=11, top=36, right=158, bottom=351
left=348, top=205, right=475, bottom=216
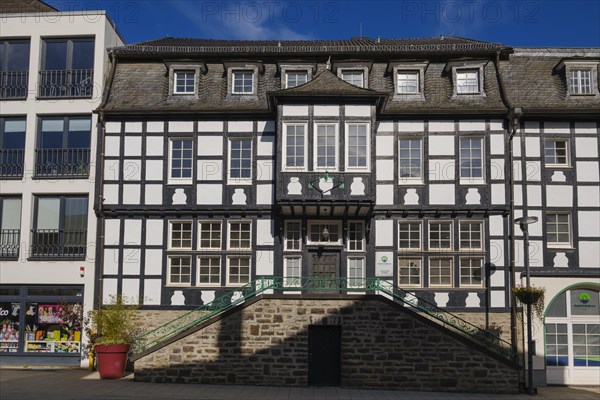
left=375, top=252, right=393, bottom=277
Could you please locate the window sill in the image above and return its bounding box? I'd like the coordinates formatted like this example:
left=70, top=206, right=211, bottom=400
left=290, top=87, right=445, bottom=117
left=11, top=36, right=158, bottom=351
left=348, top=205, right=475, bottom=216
left=398, top=180, right=424, bottom=185
left=27, top=256, right=87, bottom=261
left=459, top=179, right=486, bottom=185
left=547, top=245, right=574, bottom=250
left=545, top=165, right=572, bottom=169
left=227, top=180, right=253, bottom=185
left=167, top=180, right=193, bottom=185
left=165, top=284, right=192, bottom=288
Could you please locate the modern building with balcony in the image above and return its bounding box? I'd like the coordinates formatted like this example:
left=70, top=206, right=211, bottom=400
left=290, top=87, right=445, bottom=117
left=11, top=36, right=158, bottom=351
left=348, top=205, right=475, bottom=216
left=0, top=0, right=124, bottom=365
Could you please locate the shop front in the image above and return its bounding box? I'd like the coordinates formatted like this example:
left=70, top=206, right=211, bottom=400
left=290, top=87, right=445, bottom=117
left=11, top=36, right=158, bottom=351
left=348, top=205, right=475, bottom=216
left=0, top=285, right=83, bottom=365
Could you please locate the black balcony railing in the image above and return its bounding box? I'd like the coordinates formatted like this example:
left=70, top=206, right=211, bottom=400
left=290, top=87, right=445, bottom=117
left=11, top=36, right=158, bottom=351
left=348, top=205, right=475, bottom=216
left=0, top=229, right=20, bottom=258
left=0, top=149, right=25, bottom=177
left=35, top=148, right=90, bottom=177
left=0, top=71, right=29, bottom=99
left=38, top=69, right=93, bottom=98
left=30, top=229, right=87, bottom=258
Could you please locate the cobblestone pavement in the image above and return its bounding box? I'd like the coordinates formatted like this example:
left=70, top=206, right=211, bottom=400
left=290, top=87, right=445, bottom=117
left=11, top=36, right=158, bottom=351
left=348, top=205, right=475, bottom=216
left=1, top=368, right=599, bottom=400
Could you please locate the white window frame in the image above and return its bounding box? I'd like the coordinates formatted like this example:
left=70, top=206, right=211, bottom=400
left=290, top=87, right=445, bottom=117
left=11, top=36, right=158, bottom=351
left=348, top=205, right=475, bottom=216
left=347, top=256, right=365, bottom=288
left=231, top=70, right=254, bottom=94
left=284, top=256, right=302, bottom=287
left=228, top=138, right=253, bottom=184
left=285, top=70, right=308, bottom=88
left=398, top=138, right=423, bottom=183
left=198, top=221, right=222, bottom=250
left=459, top=221, right=483, bottom=251
left=167, top=256, right=192, bottom=286
left=339, top=69, right=365, bottom=87
left=429, top=257, right=453, bottom=288
left=168, top=220, right=193, bottom=250
left=397, top=70, right=420, bottom=94
left=398, top=258, right=422, bottom=288
left=456, top=68, right=481, bottom=94
left=459, top=137, right=484, bottom=184
left=313, top=123, right=339, bottom=172
left=563, top=62, right=600, bottom=97
left=347, top=221, right=365, bottom=252
left=307, top=221, right=342, bottom=245
left=168, top=138, right=193, bottom=184
left=569, top=69, right=592, bottom=95
left=228, top=220, right=252, bottom=250
left=173, top=70, right=196, bottom=94
left=226, top=256, right=251, bottom=286
left=284, top=220, right=302, bottom=251
left=345, top=122, right=370, bottom=171
left=544, top=139, right=570, bottom=167
left=428, top=221, right=453, bottom=251
left=546, top=212, right=572, bottom=248
left=197, top=256, right=221, bottom=286
left=398, top=221, right=422, bottom=250
left=282, top=122, right=307, bottom=171
left=459, top=257, right=484, bottom=287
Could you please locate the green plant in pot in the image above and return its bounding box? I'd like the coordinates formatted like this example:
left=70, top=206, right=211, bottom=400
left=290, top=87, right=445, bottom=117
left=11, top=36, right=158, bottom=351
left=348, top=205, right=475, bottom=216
left=87, top=295, right=141, bottom=379
left=513, top=285, right=546, bottom=320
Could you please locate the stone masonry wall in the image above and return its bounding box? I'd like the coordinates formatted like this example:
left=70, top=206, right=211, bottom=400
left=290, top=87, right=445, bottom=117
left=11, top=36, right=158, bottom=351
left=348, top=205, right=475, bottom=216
left=134, top=297, right=518, bottom=393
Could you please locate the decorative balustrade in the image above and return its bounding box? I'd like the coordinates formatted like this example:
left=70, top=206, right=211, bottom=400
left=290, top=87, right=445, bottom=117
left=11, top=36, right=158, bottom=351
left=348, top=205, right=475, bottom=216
left=0, top=149, right=25, bottom=177
left=0, top=71, right=28, bottom=99
left=38, top=69, right=93, bottom=98
left=34, top=148, right=90, bottom=177
left=278, top=172, right=372, bottom=200
left=30, top=229, right=87, bottom=259
left=0, top=229, right=20, bottom=258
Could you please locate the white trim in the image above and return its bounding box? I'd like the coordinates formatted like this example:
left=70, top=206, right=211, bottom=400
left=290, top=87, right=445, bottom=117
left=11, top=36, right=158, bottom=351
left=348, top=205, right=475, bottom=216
left=198, top=220, right=222, bottom=250
left=231, top=70, right=255, bottom=94
left=344, top=122, right=370, bottom=172
left=197, top=255, right=221, bottom=286
left=168, top=138, right=194, bottom=185
left=546, top=212, right=572, bottom=248
left=428, top=257, right=454, bottom=288
left=544, top=138, right=571, bottom=167
left=284, top=220, right=302, bottom=251
left=459, top=220, right=484, bottom=251
left=306, top=220, right=342, bottom=245
left=347, top=256, right=366, bottom=288
left=283, top=255, right=302, bottom=287
left=428, top=220, right=453, bottom=251
left=228, top=138, right=253, bottom=184
left=168, top=220, right=193, bottom=250
left=226, top=255, right=252, bottom=286
left=338, top=68, right=366, bottom=88
left=285, top=70, right=309, bottom=88
left=347, top=221, right=365, bottom=252
left=282, top=122, right=308, bottom=171
left=398, top=257, right=422, bottom=288
left=227, top=220, right=252, bottom=251
left=398, top=221, right=422, bottom=250
left=458, top=256, right=484, bottom=288
left=166, top=255, right=192, bottom=287
left=398, top=137, right=423, bottom=184
left=313, top=122, right=339, bottom=172
left=459, top=137, right=485, bottom=185
left=173, top=70, right=196, bottom=95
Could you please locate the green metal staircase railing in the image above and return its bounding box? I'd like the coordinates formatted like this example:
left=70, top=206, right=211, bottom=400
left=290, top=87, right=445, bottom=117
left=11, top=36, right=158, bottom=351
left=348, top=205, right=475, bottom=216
left=131, top=277, right=515, bottom=361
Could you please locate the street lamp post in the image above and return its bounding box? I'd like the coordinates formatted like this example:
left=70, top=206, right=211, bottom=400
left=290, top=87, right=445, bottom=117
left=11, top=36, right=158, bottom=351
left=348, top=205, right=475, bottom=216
left=515, top=215, right=538, bottom=395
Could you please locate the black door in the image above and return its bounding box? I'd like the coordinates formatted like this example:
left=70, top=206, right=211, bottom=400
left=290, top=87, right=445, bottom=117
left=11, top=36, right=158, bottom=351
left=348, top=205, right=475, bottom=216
left=308, top=325, right=341, bottom=386
left=308, top=251, right=339, bottom=292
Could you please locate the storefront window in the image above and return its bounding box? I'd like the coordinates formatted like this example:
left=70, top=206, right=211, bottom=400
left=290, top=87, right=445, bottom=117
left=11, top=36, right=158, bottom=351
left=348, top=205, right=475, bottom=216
left=24, top=303, right=81, bottom=353
left=0, top=302, right=20, bottom=352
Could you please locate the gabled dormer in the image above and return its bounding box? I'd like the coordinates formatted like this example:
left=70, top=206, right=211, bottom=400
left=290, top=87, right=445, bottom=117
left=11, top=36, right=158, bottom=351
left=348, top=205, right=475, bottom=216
left=554, top=58, right=600, bottom=98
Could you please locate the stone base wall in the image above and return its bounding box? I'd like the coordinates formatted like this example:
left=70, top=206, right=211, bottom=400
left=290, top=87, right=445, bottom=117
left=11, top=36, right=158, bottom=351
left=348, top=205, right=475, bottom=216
left=134, top=297, right=518, bottom=393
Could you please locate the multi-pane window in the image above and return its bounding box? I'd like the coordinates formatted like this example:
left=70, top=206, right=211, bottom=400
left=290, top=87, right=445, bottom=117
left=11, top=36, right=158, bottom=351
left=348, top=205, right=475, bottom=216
left=232, top=71, right=253, bottom=94
left=398, top=258, right=422, bottom=287
left=0, top=197, right=22, bottom=258
left=456, top=69, right=480, bottom=94
left=0, top=39, right=30, bottom=99
left=545, top=323, right=569, bottom=366
left=460, top=138, right=483, bottom=180
left=346, top=124, right=368, bottom=169
left=459, top=221, right=483, bottom=250
left=315, top=124, right=337, bottom=170
left=168, top=256, right=191, bottom=285
left=228, top=221, right=251, bottom=250
left=40, top=38, right=94, bottom=98
left=429, top=258, right=453, bottom=287
left=429, top=222, right=452, bottom=250
left=398, top=138, right=422, bottom=181
left=169, top=221, right=192, bottom=249
left=228, top=256, right=250, bottom=284
left=572, top=324, right=600, bottom=366
left=285, top=221, right=301, bottom=250
left=285, top=124, right=305, bottom=169
left=398, top=222, right=421, bottom=250
left=546, top=213, right=571, bottom=246
left=341, top=70, right=364, bottom=87
left=286, top=71, right=307, bottom=88
left=284, top=256, right=301, bottom=286
left=397, top=71, right=419, bottom=94
left=229, top=139, right=252, bottom=181
left=348, top=257, right=365, bottom=288
left=308, top=222, right=340, bottom=244
left=460, top=257, right=483, bottom=287
left=169, top=139, right=193, bottom=181
left=198, top=257, right=221, bottom=285
left=348, top=222, right=364, bottom=251
left=174, top=70, right=195, bottom=94
left=569, top=69, right=592, bottom=94
left=198, top=221, right=221, bottom=249
left=544, top=139, right=569, bottom=166
left=0, top=117, right=26, bottom=177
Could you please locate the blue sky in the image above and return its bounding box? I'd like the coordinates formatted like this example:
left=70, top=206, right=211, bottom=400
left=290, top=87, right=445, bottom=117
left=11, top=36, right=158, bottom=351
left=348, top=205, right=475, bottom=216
left=51, top=0, right=599, bottom=47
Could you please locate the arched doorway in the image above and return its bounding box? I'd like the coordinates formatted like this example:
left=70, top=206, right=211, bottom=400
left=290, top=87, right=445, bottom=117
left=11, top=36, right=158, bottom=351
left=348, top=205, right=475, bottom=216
left=544, top=285, right=599, bottom=385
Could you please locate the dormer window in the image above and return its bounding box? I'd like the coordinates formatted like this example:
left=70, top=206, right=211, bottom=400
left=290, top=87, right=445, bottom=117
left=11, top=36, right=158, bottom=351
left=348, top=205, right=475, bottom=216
left=397, top=71, right=419, bottom=94
left=225, top=62, right=262, bottom=97
left=446, top=61, right=486, bottom=98
left=286, top=71, right=308, bottom=88
left=232, top=70, right=254, bottom=94
left=167, top=62, right=205, bottom=99
left=556, top=60, right=599, bottom=97
left=390, top=61, right=427, bottom=101
left=570, top=69, right=592, bottom=94
left=456, top=69, right=480, bottom=94
left=174, top=70, right=195, bottom=94
left=341, top=70, right=364, bottom=87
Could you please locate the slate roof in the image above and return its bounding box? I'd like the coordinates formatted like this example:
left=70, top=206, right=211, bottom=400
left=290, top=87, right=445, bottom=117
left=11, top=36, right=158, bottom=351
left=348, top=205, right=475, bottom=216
left=0, top=0, right=57, bottom=13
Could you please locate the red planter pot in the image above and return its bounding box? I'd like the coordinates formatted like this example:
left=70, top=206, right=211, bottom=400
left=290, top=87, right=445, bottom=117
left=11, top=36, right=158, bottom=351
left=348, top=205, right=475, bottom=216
left=95, top=344, right=130, bottom=379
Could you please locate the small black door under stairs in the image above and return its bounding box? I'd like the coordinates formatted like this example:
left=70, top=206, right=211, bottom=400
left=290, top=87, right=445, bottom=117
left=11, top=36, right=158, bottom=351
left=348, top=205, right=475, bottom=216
left=308, top=325, right=341, bottom=386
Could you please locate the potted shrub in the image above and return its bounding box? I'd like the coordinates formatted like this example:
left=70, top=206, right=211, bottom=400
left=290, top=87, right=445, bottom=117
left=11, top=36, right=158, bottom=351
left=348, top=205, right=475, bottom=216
left=87, top=295, right=140, bottom=379
left=513, top=285, right=546, bottom=320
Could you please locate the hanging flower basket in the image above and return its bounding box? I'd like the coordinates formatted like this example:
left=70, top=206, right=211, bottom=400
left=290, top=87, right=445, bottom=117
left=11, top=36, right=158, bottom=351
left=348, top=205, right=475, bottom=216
left=513, top=285, right=545, bottom=320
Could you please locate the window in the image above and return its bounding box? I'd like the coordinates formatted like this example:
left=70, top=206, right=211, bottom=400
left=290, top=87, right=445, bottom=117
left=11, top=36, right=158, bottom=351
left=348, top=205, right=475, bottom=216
left=229, top=139, right=252, bottom=182
left=198, top=221, right=221, bottom=250
left=459, top=221, right=483, bottom=250
left=429, top=258, right=453, bottom=287
left=398, top=258, right=421, bottom=287
left=0, top=39, right=30, bottom=99
left=31, top=196, right=88, bottom=258
left=348, top=222, right=365, bottom=251
left=346, top=124, right=369, bottom=170
left=398, top=138, right=422, bottom=182
left=397, top=71, right=419, bottom=94
left=284, top=124, right=306, bottom=169
left=544, top=139, right=569, bottom=166
left=286, top=71, right=308, bottom=88
left=456, top=69, right=480, bottom=94
left=228, top=221, right=251, bottom=250
left=429, top=222, right=452, bottom=250
left=40, top=38, right=94, bottom=98
left=285, top=221, right=301, bottom=251
left=173, top=70, right=195, bottom=94
left=348, top=257, right=365, bottom=288
left=398, top=222, right=421, bottom=250
left=572, top=324, right=600, bottom=366
left=169, top=221, right=192, bottom=249
left=0, top=117, right=26, bottom=177
left=168, top=256, right=191, bottom=285
left=460, top=138, right=483, bottom=182
left=570, top=69, right=592, bottom=94
left=314, top=124, right=338, bottom=170
left=545, top=323, right=569, bottom=366
left=284, top=256, right=301, bottom=286
left=228, top=256, right=251, bottom=285
left=341, top=70, right=364, bottom=87
left=0, top=197, right=22, bottom=258
left=198, top=257, right=221, bottom=285
left=36, top=116, right=91, bottom=178
left=546, top=213, right=571, bottom=247
left=232, top=70, right=254, bottom=94
left=460, top=257, right=483, bottom=287
left=308, top=222, right=340, bottom=244
left=169, top=139, right=193, bottom=182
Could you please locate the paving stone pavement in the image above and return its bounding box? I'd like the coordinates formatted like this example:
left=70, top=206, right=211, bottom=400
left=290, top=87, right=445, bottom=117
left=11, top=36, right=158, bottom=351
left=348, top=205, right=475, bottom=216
left=0, top=368, right=598, bottom=400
